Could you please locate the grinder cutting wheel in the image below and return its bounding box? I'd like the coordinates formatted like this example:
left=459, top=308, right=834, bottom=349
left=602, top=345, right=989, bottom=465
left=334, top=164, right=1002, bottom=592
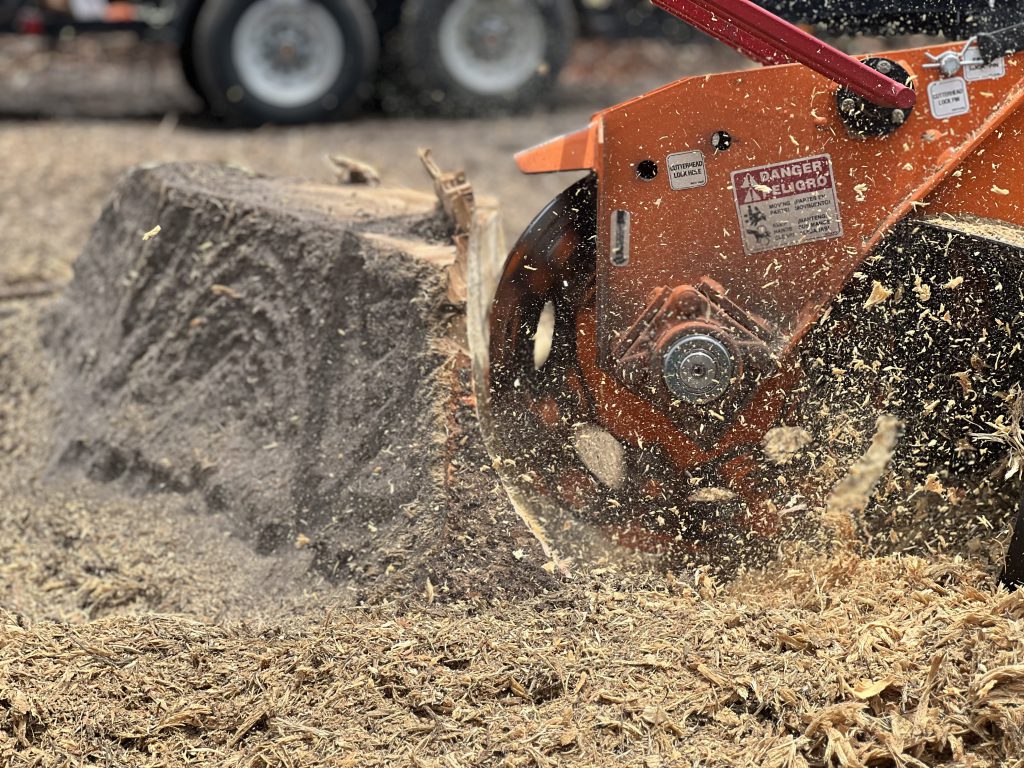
left=481, top=0, right=1024, bottom=585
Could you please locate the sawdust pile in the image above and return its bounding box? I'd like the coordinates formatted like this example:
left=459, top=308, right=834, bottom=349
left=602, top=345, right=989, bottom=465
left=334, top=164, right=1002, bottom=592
left=2, top=552, right=1022, bottom=767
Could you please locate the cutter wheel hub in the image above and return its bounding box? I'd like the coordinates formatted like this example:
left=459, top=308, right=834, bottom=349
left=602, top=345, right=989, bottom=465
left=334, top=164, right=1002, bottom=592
left=662, top=334, right=733, bottom=405
left=836, top=58, right=915, bottom=137
left=611, top=281, right=776, bottom=436
left=486, top=0, right=1024, bottom=583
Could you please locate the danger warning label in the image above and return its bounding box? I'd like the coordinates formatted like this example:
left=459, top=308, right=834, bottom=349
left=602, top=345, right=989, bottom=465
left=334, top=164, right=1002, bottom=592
left=731, top=154, right=843, bottom=254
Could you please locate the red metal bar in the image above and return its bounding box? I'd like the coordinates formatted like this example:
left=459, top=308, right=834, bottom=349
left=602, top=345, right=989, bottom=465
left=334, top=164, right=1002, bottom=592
left=653, top=0, right=917, bottom=110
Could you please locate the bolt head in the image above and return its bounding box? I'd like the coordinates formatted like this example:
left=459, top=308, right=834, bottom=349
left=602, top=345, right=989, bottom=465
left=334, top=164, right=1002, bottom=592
left=840, top=97, right=858, bottom=114
left=662, top=334, right=734, bottom=405
left=891, top=109, right=906, bottom=125
left=939, top=52, right=962, bottom=77
left=875, top=59, right=893, bottom=75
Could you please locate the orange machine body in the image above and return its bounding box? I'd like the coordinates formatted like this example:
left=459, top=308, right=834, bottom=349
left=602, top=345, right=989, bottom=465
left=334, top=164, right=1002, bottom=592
left=516, top=42, right=1024, bottom=482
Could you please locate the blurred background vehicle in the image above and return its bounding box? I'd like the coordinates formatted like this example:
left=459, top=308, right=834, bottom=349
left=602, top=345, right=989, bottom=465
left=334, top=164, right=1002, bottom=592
left=0, top=0, right=712, bottom=123
left=5, top=0, right=1015, bottom=124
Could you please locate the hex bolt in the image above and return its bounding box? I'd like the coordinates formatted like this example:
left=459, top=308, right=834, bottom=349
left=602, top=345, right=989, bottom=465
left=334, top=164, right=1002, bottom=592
left=875, top=59, right=893, bottom=75
left=840, top=97, right=858, bottom=114
left=940, top=52, right=962, bottom=77
left=891, top=109, right=906, bottom=125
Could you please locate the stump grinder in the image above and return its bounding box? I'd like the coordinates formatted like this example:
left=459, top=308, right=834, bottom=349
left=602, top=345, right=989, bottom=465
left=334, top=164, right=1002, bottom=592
left=483, top=0, right=1024, bottom=586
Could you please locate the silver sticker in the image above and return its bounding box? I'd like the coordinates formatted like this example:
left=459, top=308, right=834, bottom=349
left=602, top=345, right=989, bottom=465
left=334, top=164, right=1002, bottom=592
left=666, top=150, right=708, bottom=191
left=964, top=46, right=1006, bottom=82
left=928, top=77, right=971, bottom=119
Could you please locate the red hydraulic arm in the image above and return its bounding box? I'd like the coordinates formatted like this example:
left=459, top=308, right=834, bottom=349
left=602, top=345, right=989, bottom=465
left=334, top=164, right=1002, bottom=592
left=652, top=0, right=917, bottom=110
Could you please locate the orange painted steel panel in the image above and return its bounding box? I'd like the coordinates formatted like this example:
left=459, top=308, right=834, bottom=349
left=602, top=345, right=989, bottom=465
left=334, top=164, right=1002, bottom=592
left=515, top=124, right=601, bottom=174
left=927, top=103, right=1024, bottom=223
left=542, top=42, right=1024, bottom=474
left=589, top=45, right=1024, bottom=362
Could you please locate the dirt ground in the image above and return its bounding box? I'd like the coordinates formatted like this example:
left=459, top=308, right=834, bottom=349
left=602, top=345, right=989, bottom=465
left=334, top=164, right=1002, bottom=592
left=1, top=33, right=1023, bottom=768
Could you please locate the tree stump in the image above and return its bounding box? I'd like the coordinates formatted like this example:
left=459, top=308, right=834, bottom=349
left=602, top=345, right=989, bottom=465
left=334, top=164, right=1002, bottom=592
left=45, top=162, right=552, bottom=601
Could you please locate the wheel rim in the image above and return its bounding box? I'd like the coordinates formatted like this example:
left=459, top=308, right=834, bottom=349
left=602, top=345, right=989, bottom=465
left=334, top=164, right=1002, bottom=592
left=231, top=0, right=346, bottom=109
left=437, top=0, right=546, bottom=96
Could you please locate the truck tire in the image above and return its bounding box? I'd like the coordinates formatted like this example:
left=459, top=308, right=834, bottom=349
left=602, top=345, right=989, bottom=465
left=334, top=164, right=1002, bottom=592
left=191, top=0, right=378, bottom=124
left=396, top=0, right=576, bottom=115
left=179, top=37, right=208, bottom=105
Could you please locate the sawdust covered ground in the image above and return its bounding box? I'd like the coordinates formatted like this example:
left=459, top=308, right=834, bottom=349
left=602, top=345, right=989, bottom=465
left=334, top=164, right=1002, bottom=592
left=2, top=554, right=1022, bottom=767
left=2, top=257, right=1018, bottom=768
left=1, top=35, right=1022, bottom=768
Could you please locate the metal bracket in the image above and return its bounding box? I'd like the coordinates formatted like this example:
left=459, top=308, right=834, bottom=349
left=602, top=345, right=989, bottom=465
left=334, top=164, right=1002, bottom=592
left=923, top=38, right=977, bottom=78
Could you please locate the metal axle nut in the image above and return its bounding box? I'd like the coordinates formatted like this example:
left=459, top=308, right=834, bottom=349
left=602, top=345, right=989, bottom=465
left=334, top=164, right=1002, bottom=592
left=662, top=334, right=735, bottom=405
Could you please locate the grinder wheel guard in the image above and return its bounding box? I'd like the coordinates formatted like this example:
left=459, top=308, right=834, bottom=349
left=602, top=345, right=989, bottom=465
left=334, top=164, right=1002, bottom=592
left=482, top=0, right=1024, bottom=584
